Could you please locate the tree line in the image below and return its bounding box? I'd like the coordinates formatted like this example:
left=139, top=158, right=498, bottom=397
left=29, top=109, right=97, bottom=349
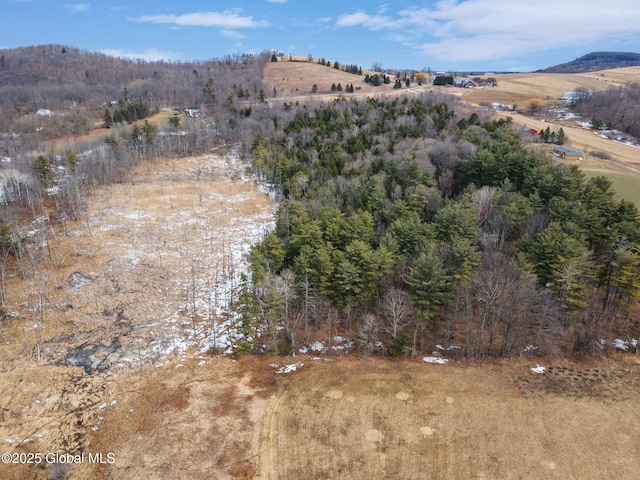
left=241, top=94, right=640, bottom=358
left=571, top=83, right=640, bottom=139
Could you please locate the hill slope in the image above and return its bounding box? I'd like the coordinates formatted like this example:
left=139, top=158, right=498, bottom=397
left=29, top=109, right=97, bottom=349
left=538, top=51, right=640, bottom=73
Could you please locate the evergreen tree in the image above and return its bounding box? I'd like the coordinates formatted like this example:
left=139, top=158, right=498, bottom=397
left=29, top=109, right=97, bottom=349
left=102, top=109, right=113, bottom=128
left=130, top=124, right=143, bottom=145
left=233, top=275, right=261, bottom=355
left=532, top=222, right=584, bottom=287
left=203, top=78, right=217, bottom=103
left=405, top=241, right=452, bottom=324
left=32, top=155, right=52, bottom=185
left=66, top=152, right=78, bottom=172
left=142, top=119, right=156, bottom=144
left=169, top=115, right=180, bottom=130
left=557, top=127, right=566, bottom=145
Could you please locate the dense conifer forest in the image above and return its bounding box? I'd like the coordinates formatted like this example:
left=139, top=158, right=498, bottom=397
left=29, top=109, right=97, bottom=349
left=243, top=96, right=640, bottom=358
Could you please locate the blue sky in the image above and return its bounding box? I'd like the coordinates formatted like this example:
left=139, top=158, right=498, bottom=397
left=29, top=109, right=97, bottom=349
left=3, top=0, right=640, bottom=72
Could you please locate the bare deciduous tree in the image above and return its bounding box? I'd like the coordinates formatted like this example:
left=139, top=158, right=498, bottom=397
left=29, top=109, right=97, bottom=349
left=381, top=287, right=413, bottom=340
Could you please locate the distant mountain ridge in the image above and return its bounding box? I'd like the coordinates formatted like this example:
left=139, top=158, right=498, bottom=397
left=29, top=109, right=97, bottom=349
left=538, top=51, right=640, bottom=73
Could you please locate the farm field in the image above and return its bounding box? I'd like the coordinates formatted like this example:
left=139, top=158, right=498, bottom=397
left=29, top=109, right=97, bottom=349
left=3, top=352, right=640, bottom=480
left=460, top=68, right=638, bottom=108
left=500, top=112, right=640, bottom=173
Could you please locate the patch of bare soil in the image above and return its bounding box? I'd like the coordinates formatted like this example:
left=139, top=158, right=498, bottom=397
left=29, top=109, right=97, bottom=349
left=258, top=356, right=640, bottom=480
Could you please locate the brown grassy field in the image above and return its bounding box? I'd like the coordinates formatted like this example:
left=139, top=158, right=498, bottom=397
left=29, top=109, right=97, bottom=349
left=4, top=353, right=639, bottom=480
left=263, top=58, right=436, bottom=103
left=499, top=112, right=640, bottom=174
left=258, top=356, right=640, bottom=480
left=264, top=60, right=640, bottom=169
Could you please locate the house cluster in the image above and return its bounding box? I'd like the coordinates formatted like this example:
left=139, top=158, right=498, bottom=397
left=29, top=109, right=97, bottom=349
left=521, top=126, right=584, bottom=160
left=553, top=145, right=583, bottom=161
left=454, top=79, right=477, bottom=88
left=456, top=77, right=498, bottom=88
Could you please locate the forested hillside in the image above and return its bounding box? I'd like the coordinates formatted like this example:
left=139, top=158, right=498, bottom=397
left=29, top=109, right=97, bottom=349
left=538, top=51, right=640, bottom=73
left=0, top=44, right=267, bottom=143
left=243, top=95, right=640, bottom=358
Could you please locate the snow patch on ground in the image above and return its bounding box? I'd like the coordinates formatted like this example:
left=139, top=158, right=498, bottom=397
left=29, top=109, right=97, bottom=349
left=272, top=362, right=304, bottom=374
left=423, top=356, right=448, bottom=365
left=531, top=364, right=546, bottom=374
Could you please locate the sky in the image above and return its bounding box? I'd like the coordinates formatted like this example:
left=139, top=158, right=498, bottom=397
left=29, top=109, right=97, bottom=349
left=2, top=0, right=640, bottom=72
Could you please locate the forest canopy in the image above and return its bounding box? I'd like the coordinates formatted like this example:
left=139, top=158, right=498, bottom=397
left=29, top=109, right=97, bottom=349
left=243, top=95, right=640, bottom=358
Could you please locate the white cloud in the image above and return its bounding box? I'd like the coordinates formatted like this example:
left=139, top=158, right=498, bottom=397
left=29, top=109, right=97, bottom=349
left=221, top=29, right=245, bottom=40
left=336, top=11, right=403, bottom=30
left=416, top=0, right=640, bottom=63
left=99, top=48, right=181, bottom=62
left=136, top=10, right=268, bottom=29
left=266, top=0, right=288, bottom=3
left=66, top=3, right=90, bottom=12
left=337, top=0, right=640, bottom=64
